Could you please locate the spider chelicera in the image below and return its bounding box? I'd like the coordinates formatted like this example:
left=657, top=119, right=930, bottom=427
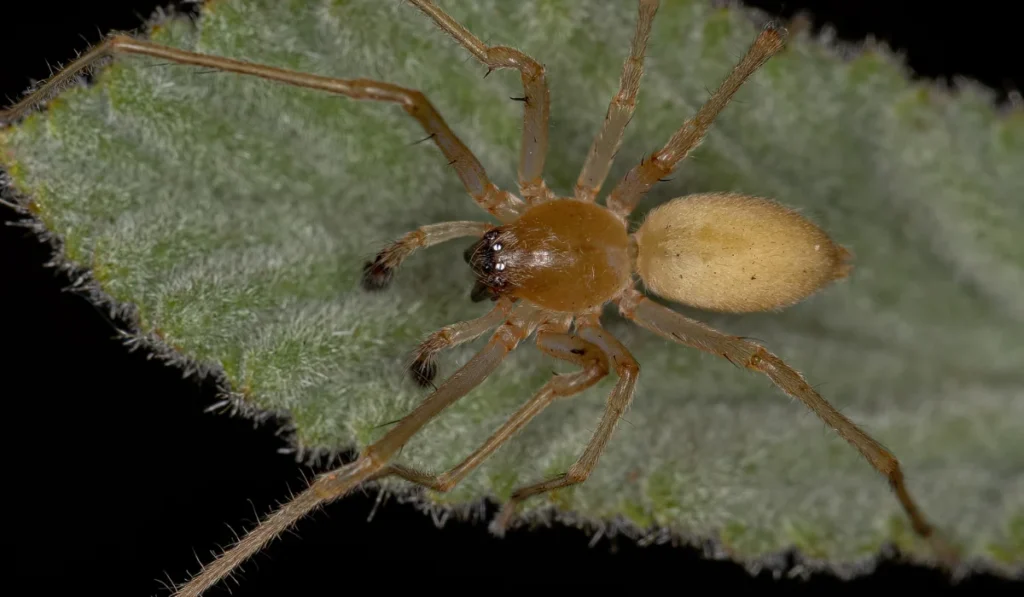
left=0, top=1, right=957, bottom=594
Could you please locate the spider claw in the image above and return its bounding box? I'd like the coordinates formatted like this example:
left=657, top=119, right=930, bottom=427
left=361, top=257, right=394, bottom=291
left=409, top=357, right=438, bottom=387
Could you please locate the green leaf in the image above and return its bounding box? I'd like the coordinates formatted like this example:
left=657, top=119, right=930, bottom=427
left=3, top=0, right=1022, bottom=576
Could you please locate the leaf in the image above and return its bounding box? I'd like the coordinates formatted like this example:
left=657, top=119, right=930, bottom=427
left=2, top=0, right=1022, bottom=577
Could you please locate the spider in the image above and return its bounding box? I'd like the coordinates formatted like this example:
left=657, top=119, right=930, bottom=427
left=0, top=1, right=957, bottom=594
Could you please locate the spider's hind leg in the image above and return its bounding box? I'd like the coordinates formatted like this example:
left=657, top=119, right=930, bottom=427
left=373, top=319, right=609, bottom=495
left=616, top=288, right=960, bottom=569
left=491, top=317, right=639, bottom=534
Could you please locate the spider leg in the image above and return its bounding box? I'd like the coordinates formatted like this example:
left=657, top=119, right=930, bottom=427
left=616, top=288, right=960, bottom=568
left=174, top=302, right=544, bottom=596
left=575, top=0, right=659, bottom=202
left=409, top=0, right=552, bottom=203
left=361, top=221, right=494, bottom=292
left=0, top=34, right=523, bottom=222
left=491, top=315, right=639, bottom=535
left=606, top=24, right=787, bottom=218
left=373, top=318, right=609, bottom=492
left=406, top=297, right=515, bottom=386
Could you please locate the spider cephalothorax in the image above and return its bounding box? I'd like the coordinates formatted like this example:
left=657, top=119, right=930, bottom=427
left=0, top=1, right=956, bottom=593
left=464, top=199, right=633, bottom=311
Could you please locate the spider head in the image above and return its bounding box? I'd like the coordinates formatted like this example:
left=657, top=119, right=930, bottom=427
left=464, top=228, right=513, bottom=302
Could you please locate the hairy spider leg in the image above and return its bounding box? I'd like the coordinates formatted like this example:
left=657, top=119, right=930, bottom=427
left=174, top=302, right=544, bottom=596
left=373, top=317, right=610, bottom=494
left=606, top=24, right=787, bottom=218
left=492, top=313, right=640, bottom=533
left=406, top=297, right=514, bottom=386
left=361, top=221, right=494, bottom=291
left=410, top=0, right=553, bottom=203
left=616, top=288, right=960, bottom=567
left=0, top=34, right=523, bottom=222
left=576, top=0, right=660, bottom=202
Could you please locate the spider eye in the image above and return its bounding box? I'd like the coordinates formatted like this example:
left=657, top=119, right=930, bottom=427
left=465, top=227, right=515, bottom=299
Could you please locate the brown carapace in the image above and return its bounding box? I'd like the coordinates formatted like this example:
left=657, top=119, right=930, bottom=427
left=0, top=1, right=957, bottom=595
left=463, top=199, right=634, bottom=313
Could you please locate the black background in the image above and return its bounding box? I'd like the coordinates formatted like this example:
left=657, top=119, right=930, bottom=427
left=2, top=1, right=1021, bottom=595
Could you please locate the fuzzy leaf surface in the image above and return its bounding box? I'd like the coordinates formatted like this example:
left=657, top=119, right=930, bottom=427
left=3, top=0, right=1022, bottom=575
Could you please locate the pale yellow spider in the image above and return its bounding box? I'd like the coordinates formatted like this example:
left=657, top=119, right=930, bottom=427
left=0, top=1, right=957, bottom=595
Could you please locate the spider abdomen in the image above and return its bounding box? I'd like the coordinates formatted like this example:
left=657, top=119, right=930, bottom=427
left=634, top=193, right=852, bottom=313
left=470, top=199, right=632, bottom=313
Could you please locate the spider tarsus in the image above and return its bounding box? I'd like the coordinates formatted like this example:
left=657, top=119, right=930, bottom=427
left=762, top=19, right=786, bottom=34
left=509, top=95, right=528, bottom=104
left=361, top=258, right=394, bottom=291
left=409, top=357, right=438, bottom=386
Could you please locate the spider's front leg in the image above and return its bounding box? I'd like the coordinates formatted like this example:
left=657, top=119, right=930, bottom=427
left=616, top=288, right=960, bottom=569
left=0, top=32, right=524, bottom=222
left=409, top=0, right=553, bottom=202
left=575, top=0, right=659, bottom=202
left=491, top=315, right=640, bottom=535
left=606, top=23, right=787, bottom=218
